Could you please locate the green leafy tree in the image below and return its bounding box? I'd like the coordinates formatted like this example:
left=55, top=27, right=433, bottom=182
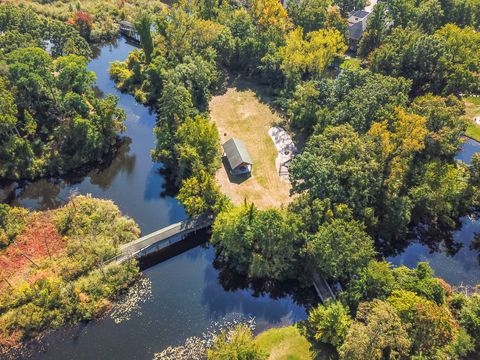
left=287, top=80, right=329, bottom=134
left=304, top=218, right=376, bottom=281
left=134, top=11, right=154, bottom=64
left=370, top=26, right=480, bottom=95
left=300, top=301, right=352, bottom=348
left=339, top=300, right=411, bottom=360
left=332, top=68, right=411, bottom=133
left=388, top=290, right=459, bottom=356
left=457, top=293, right=480, bottom=351
left=177, top=171, right=230, bottom=217
left=212, top=205, right=300, bottom=280
left=333, top=0, right=366, bottom=15
left=287, top=0, right=330, bottom=33
left=290, top=125, right=381, bottom=219
left=358, top=2, right=390, bottom=56
left=174, top=115, right=221, bottom=183
left=208, top=324, right=267, bottom=360
left=342, top=260, right=396, bottom=311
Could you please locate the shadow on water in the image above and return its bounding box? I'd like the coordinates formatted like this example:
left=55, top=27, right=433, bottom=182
left=137, top=230, right=211, bottom=270
left=0, top=137, right=135, bottom=209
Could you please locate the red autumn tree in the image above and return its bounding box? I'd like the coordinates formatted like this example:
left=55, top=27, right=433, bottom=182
left=68, top=11, right=93, bottom=40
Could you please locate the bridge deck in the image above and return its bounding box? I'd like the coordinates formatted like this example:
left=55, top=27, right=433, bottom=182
left=110, top=217, right=212, bottom=263
left=311, top=269, right=336, bottom=303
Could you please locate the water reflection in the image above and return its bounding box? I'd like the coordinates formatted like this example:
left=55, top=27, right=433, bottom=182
left=389, top=138, right=480, bottom=285
left=89, top=138, right=137, bottom=190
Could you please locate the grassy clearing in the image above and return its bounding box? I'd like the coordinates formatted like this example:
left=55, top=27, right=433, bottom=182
left=210, top=81, right=292, bottom=209
left=255, top=326, right=313, bottom=360
left=464, top=96, right=480, bottom=141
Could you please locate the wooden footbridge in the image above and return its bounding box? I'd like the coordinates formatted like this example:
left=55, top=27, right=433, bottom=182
left=311, top=269, right=336, bottom=303
left=108, top=216, right=213, bottom=264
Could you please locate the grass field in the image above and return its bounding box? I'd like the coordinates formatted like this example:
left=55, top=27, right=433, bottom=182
left=255, top=326, right=313, bottom=360
left=210, top=81, right=292, bottom=209
left=464, top=96, right=480, bottom=142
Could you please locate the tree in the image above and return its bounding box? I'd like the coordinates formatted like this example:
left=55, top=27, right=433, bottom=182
left=287, top=80, right=325, bottom=133
left=332, top=68, right=411, bottom=133
left=177, top=171, right=230, bottom=217
left=134, top=11, right=154, bottom=64
left=457, top=293, right=480, bottom=351
left=300, top=301, right=352, bottom=349
left=68, top=11, right=93, bottom=40
left=152, top=80, right=194, bottom=166
left=410, top=94, right=466, bottom=159
left=211, top=205, right=300, bottom=280
left=174, top=115, right=221, bottom=183
left=358, top=2, right=390, bottom=56
left=304, top=218, right=376, bottom=280
left=280, top=27, right=347, bottom=82
left=333, top=0, right=366, bottom=16
left=342, top=260, right=396, bottom=311
left=409, top=161, right=472, bottom=230
left=287, top=0, right=330, bottom=33
left=339, top=300, right=411, bottom=360
left=207, top=324, right=267, bottom=360
left=290, top=125, right=381, bottom=219
left=250, top=0, right=290, bottom=36
left=54, top=54, right=96, bottom=95
left=370, top=26, right=480, bottom=96
left=388, top=290, right=459, bottom=355
left=392, top=263, right=447, bottom=304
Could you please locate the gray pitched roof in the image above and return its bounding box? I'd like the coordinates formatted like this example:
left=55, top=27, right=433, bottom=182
left=348, top=21, right=364, bottom=41
left=350, top=10, right=370, bottom=19
left=223, top=138, right=252, bottom=169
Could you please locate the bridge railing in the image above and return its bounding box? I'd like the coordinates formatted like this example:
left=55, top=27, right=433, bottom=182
left=106, top=216, right=213, bottom=264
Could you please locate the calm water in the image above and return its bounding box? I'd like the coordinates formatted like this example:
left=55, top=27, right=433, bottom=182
left=0, top=38, right=306, bottom=360
left=389, top=138, right=480, bottom=286
left=1, top=38, right=479, bottom=359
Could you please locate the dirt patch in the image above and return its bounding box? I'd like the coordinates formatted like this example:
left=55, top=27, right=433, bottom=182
left=210, top=85, right=292, bottom=209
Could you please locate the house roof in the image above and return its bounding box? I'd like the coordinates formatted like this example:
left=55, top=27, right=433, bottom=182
left=348, top=21, right=364, bottom=41
left=349, top=10, right=370, bottom=20
left=223, top=138, right=253, bottom=169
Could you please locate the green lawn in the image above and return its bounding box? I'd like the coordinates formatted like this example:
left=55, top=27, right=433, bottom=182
left=255, top=326, right=313, bottom=360
left=464, top=96, right=480, bottom=142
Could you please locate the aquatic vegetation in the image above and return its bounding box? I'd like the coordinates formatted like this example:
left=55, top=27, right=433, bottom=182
left=110, top=276, right=153, bottom=324
left=153, top=315, right=256, bottom=360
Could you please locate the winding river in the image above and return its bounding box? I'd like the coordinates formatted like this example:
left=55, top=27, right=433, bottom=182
left=0, top=39, right=479, bottom=359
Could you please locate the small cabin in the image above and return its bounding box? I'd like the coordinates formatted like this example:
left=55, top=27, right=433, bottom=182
left=223, top=138, right=253, bottom=176
left=347, top=10, right=371, bottom=51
